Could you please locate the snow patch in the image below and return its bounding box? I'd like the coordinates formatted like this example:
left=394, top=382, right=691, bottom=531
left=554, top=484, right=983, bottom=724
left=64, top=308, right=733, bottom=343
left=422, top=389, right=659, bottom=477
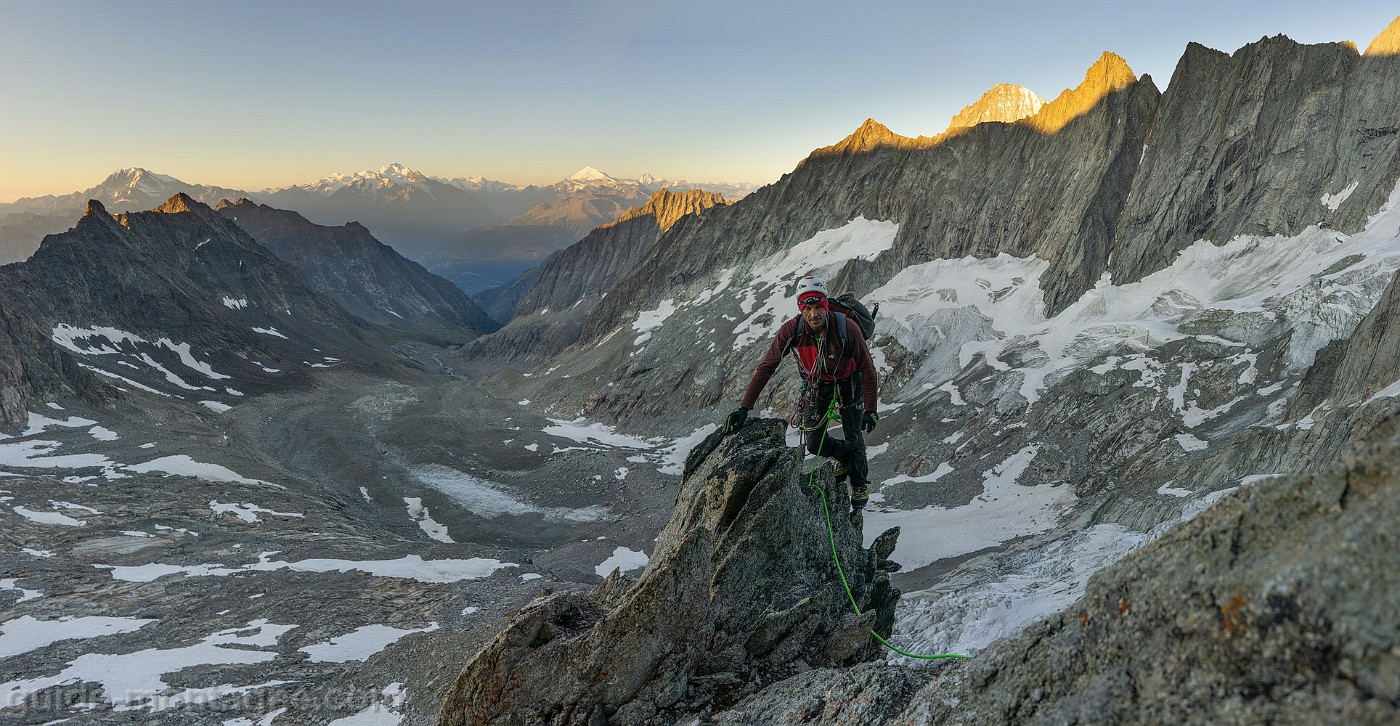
left=404, top=497, right=454, bottom=543
left=411, top=465, right=611, bottom=522
left=595, top=546, right=649, bottom=577
left=99, top=552, right=518, bottom=584
left=127, top=456, right=273, bottom=487
left=299, top=623, right=439, bottom=663
left=0, top=615, right=157, bottom=659
left=0, top=619, right=293, bottom=713
left=210, top=501, right=305, bottom=524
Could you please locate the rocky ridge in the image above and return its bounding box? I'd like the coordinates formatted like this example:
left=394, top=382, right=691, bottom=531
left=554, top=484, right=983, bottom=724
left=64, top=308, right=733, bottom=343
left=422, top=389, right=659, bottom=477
left=436, top=419, right=900, bottom=725
left=710, top=412, right=1400, bottom=724
left=0, top=194, right=389, bottom=435
left=215, top=198, right=499, bottom=346
left=461, top=188, right=726, bottom=364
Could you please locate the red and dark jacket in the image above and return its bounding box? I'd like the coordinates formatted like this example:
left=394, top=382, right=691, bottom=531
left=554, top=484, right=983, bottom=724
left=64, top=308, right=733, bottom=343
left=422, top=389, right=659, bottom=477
left=740, top=312, right=879, bottom=411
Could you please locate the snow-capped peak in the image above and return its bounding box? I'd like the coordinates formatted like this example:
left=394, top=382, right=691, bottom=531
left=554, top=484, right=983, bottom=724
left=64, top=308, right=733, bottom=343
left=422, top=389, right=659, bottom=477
left=375, top=163, right=426, bottom=183
left=106, top=168, right=178, bottom=186
left=567, top=166, right=616, bottom=182
left=283, top=164, right=433, bottom=195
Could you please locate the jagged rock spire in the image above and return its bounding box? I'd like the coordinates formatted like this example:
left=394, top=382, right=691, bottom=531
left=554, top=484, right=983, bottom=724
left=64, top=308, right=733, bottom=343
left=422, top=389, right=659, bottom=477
left=1365, top=16, right=1400, bottom=56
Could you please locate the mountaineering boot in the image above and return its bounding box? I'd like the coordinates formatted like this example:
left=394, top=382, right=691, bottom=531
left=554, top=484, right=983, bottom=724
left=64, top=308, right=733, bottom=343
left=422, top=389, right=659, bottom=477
left=833, top=460, right=848, bottom=485
left=850, top=482, right=868, bottom=509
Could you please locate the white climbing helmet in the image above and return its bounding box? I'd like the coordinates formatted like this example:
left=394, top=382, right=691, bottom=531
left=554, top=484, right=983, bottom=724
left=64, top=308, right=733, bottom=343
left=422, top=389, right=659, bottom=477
left=795, top=275, right=829, bottom=304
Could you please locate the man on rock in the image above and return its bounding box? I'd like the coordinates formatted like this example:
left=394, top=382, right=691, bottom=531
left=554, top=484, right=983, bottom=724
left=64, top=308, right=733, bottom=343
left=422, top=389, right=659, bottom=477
left=722, top=275, right=879, bottom=509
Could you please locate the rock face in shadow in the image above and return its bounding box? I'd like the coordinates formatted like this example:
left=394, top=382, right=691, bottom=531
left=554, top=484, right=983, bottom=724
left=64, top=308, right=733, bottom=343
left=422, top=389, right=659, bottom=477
left=216, top=198, right=499, bottom=346
left=435, top=419, right=901, bottom=725
left=0, top=195, right=386, bottom=434
left=462, top=189, right=726, bottom=364
left=1111, top=38, right=1400, bottom=287
left=889, top=414, right=1400, bottom=725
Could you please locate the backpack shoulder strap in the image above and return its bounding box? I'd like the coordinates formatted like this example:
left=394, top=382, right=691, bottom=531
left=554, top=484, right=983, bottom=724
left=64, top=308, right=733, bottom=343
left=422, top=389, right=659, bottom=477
left=780, top=315, right=805, bottom=357
left=832, top=311, right=850, bottom=362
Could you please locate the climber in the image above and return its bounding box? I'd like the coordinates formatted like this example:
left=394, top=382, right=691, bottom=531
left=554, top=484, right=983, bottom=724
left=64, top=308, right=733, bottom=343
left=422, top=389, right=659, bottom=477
left=722, top=275, right=879, bottom=509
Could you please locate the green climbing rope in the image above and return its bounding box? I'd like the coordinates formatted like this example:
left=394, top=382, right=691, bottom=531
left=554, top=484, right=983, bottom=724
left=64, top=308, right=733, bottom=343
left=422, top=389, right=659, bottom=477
left=805, top=419, right=970, bottom=660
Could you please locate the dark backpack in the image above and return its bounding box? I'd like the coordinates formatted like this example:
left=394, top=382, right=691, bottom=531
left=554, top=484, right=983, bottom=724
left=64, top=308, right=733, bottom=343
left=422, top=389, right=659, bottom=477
left=828, top=292, right=878, bottom=341
left=781, top=292, right=880, bottom=362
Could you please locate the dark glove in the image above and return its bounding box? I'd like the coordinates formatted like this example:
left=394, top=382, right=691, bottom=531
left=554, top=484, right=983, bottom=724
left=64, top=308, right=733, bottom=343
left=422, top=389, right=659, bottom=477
left=723, top=407, right=749, bottom=434
left=861, top=411, right=879, bottom=433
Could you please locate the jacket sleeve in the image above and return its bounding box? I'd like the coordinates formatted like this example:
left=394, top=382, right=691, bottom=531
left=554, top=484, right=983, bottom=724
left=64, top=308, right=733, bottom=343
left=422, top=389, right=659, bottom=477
left=740, top=317, right=798, bottom=410
left=847, top=317, right=879, bottom=412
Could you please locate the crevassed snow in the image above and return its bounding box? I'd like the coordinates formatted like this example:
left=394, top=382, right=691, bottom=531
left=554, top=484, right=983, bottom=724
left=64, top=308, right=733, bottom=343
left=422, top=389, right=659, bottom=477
left=863, top=446, right=1074, bottom=570
left=595, top=546, right=649, bottom=577
left=0, top=619, right=293, bottom=712
left=411, top=464, right=611, bottom=522
left=404, top=497, right=453, bottom=543
left=868, top=196, right=1400, bottom=406
left=298, top=623, right=439, bottom=663
left=0, top=615, right=157, bottom=658
left=888, top=486, right=1237, bottom=660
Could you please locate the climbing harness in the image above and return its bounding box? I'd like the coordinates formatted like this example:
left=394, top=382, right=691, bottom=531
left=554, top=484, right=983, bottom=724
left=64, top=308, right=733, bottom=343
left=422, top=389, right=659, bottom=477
left=801, top=407, right=970, bottom=660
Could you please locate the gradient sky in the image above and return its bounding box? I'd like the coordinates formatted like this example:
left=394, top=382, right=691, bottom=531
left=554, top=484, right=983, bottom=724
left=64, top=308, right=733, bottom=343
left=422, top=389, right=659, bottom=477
left=1, top=1, right=1396, bottom=201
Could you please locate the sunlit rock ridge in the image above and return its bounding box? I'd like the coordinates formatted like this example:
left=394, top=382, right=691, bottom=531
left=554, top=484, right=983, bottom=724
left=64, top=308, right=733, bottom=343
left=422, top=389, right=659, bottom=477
left=944, top=83, right=1046, bottom=133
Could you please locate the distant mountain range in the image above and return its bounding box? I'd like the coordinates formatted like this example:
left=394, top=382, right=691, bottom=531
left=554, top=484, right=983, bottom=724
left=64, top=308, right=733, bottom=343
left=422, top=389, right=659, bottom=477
left=0, top=165, right=764, bottom=293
